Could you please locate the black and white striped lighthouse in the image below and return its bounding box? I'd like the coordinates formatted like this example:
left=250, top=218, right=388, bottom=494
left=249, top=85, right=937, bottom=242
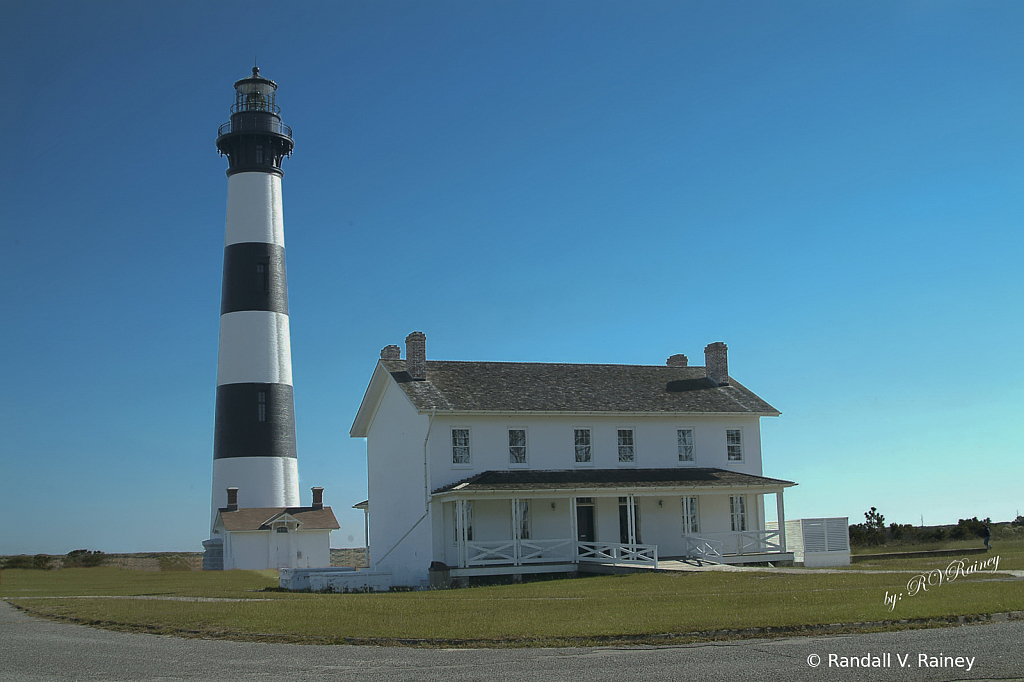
left=209, top=67, right=299, bottom=528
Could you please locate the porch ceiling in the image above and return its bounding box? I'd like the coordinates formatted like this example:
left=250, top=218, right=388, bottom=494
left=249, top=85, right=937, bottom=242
left=432, top=467, right=795, bottom=498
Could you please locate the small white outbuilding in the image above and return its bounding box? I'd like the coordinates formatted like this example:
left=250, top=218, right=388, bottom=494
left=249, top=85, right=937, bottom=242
left=206, top=486, right=339, bottom=570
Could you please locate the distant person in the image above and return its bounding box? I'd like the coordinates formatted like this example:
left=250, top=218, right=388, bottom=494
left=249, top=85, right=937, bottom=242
left=983, top=523, right=991, bottom=550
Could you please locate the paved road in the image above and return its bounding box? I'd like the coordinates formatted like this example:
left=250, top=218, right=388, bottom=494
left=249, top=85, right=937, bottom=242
left=2, top=601, right=1021, bottom=681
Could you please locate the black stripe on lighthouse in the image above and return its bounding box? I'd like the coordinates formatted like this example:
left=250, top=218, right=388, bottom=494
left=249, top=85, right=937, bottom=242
left=214, top=383, right=297, bottom=459
left=220, top=242, right=289, bottom=315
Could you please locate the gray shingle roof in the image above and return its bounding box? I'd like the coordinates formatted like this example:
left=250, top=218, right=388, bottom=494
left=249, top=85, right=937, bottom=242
left=432, top=468, right=795, bottom=495
left=218, top=506, right=340, bottom=531
left=380, top=360, right=779, bottom=415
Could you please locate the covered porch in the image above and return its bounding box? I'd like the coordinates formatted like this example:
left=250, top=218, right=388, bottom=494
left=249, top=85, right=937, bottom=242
left=431, top=468, right=796, bottom=576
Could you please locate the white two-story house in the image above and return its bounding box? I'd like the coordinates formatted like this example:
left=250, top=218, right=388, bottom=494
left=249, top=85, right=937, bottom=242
left=350, top=332, right=795, bottom=588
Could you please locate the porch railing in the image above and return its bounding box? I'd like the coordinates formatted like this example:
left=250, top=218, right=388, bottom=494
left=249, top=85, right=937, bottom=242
left=577, top=542, right=658, bottom=567
left=466, top=539, right=574, bottom=566
left=683, top=530, right=782, bottom=558
left=463, top=540, right=657, bottom=568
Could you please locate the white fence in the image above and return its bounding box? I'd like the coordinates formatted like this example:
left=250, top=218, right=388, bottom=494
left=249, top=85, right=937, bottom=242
left=767, top=517, right=850, bottom=567
left=463, top=539, right=657, bottom=568
left=577, top=541, right=658, bottom=567
left=683, top=529, right=782, bottom=558
left=466, top=539, right=574, bottom=566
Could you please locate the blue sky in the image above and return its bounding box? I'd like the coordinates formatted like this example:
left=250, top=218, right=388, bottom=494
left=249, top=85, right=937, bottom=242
left=2, top=1, right=1022, bottom=554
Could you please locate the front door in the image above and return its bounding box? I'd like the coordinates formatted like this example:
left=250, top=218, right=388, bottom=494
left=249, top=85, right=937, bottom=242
left=274, top=527, right=292, bottom=568
left=576, top=504, right=595, bottom=542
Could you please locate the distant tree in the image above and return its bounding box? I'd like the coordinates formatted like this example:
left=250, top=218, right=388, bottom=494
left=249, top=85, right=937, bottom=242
left=1012, top=515, right=1024, bottom=527
left=848, top=507, right=888, bottom=547
left=32, top=554, right=51, bottom=570
left=864, top=507, right=885, bottom=529
left=2, top=555, right=33, bottom=569
left=64, top=549, right=105, bottom=568
left=889, top=523, right=914, bottom=541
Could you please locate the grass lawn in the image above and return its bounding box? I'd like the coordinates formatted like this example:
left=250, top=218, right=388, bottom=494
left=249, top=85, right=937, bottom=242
left=3, top=559, right=1022, bottom=646
left=842, top=538, right=1024, bottom=571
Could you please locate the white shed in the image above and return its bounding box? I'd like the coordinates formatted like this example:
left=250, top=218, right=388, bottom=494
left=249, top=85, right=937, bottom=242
left=208, top=487, right=339, bottom=570
left=769, top=517, right=850, bottom=567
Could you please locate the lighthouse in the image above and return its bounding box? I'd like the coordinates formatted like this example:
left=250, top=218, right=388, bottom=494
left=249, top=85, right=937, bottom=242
left=209, top=67, right=299, bottom=528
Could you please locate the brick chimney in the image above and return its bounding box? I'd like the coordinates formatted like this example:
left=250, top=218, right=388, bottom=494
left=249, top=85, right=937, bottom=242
left=406, top=331, right=426, bottom=380
left=380, top=345, right=401, bottom=360
left=311, top=487, right=324, bottom=510
left=667, top=354, right=688, bottom=367
left=226, top=487, right=238, bottom=511
left=704, top=342, right=729, bottom=386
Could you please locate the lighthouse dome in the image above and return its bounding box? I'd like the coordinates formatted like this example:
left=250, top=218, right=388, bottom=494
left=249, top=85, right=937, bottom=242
left=232, top=66, right=279, bottom=114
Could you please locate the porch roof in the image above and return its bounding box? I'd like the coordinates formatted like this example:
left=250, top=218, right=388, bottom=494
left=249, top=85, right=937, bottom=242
left=432, top=467, right=795, bottom=497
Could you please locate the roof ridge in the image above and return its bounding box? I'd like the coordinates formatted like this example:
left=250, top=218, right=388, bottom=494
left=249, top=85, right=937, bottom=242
left=388, top=358, right=708, bottom=369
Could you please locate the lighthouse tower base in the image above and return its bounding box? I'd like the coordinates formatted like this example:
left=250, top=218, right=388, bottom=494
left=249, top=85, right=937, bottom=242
left=210, top=457, right=300, bottom=529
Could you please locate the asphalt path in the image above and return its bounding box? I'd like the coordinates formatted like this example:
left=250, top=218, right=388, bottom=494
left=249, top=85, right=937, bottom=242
left=2, top=601, right=1021, bottom=682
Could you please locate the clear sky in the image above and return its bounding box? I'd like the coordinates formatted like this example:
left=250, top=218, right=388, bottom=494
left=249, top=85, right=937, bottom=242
left=2, top=1, right=1022, bottom=554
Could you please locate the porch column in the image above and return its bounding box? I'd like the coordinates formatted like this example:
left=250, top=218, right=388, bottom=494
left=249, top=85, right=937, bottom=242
left=511, top=497, right=521, bottom=565
left=457, top=499, right=466, bottom=568
left=627, top=495, right=637, bottom=546
left=362, top=508, right=370, bottom=567
left=569, top=496, right=579, bottom=563
left=776, top=490, right=787, bottom=553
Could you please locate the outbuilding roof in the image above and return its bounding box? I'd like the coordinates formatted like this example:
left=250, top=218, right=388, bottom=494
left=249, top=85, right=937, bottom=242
left=217, top=506, right=340, bottom=532
left=377, top=360, right=779, bottom=415
left=432, top=468, right=795, bottom=495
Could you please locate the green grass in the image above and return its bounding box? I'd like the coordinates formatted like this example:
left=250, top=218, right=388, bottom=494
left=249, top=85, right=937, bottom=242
left=3, top=566, right=1021, bottom=646
left=842, top=538, right=1024, bottom=571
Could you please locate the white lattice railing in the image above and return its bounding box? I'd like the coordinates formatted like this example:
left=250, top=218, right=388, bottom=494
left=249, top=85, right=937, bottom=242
left=519, top=539, right=573, bottom=563
left=466, top=539, right=574, bottom=566
left=466, top=541, right=517, bottom=565
left=577, top=542, right=658, bottom=567
left=683, top=530, right=782, bottom=558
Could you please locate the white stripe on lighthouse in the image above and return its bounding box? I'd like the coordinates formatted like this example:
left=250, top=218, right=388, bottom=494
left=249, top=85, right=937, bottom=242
left=211, top=457, right=300, bottom=525
left=216, top=310, right=293, bottom=386
left=225, top=172, right=285, bottom=247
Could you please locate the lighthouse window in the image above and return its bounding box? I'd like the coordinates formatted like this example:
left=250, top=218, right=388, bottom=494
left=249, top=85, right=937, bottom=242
left=258, top=391, right=267, bottom=422
left=256, top=263, right=268, bottom=293
left=255, top=145, right=264, bottom=164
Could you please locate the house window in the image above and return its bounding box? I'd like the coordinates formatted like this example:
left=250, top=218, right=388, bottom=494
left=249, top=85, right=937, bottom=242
left=574, top=429, right=592, bottom=464
left=730, top=496, right=747, bottom=532
left=452, top=428, right=471, bottom=465
left=677, top=429, right=694, bottom=462
left=257, top=391, right=267, bottom=422
left=682, top=496, right=699, bottom=534
left=276, top=526, right=288, bottom=533
left=617, top=429, right=635, bottom=463
left=516, top=500, right=531, bottom=540
left=727, top=429, right=743, bottom=462
left=508, top=429, right=527, bottom=465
